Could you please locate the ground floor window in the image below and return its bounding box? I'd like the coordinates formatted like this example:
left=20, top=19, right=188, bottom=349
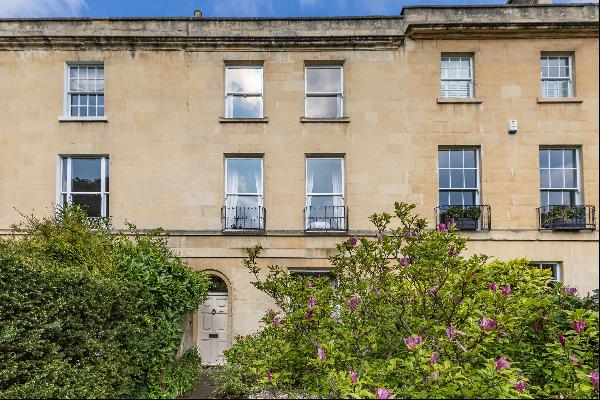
left=59, top=156, right=109, bottom=218
left=530, top=262, right=561, bottom=282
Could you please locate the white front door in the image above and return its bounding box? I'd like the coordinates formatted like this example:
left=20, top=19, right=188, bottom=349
left=198, top=294, right=229, bottom=365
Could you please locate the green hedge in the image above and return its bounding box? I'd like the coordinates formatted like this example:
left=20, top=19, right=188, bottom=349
left=0, top=206, right=209, bottom=398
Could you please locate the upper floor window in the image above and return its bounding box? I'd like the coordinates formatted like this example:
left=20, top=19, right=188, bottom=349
left=59, top=156, right=109, bottom=218
left=66, top=64, right=104, bottom=118
left=305, top=66, right=343, bottom=118
left=440, top=55, right=473, bottom=99
left=438, top=148, right=479, bottom=207
left=541, top=55, right=573, bottom=98
left=225, top=66, right=263, bottom=118
left=306, top=157, right=345, bottom=231
left=539, top=148, right=580, bottom=207
left=223, top=157, right=264, bottom=230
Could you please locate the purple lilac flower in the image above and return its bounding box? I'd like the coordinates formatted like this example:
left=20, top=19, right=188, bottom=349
left=268, top=371, right=273, bottom=382
left=514, top=381, right=527, bottom=393
left=588, top=371, right=599, bottom=389
left=349, top=296, right=359, bottom=311
left=429, top=352, right=438, bottom=365
left=350, top=370, right=358, bottom=384
left=437, top=222, right=449, bottom=232
left=501, top=285, right=512, bottom=297
left=306, top=309, right=313, bottom=321
left=572, top=319, right=586, bottom=334
left=400, top=257, right=410, bottom=268
left=495, top=357, right=511, bottom=370
left=349, top=235, right=358, bottom=247
left=488, top=282, right=497, bottom=292
left=448, top=247, right=457, bottom=257
left=570, top=355, right=579, bottom=364
left=307, top=280, right=314, bottom=287
left=405, top=335, right=423, bottom=350
left=317, top=347, right=325, bottom=361
left=294, top=324, right=299, bottom=332
left=559, top=335, right=566, bottom=347
left=376, top=389, right=396, bottom=399
left=446, top=326, right=455, bottom=340
left=272, top=317, right=282, bottom=327
left=480, top=317, right=498, bottom=332
left=309, top=296, right=316, bottom=308
left=564, top=287, right=577, bottom=295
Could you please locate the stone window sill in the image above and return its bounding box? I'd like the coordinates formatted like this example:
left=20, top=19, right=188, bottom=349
left=300, top=117, right=350, bottom=123
left=437, top=98, right=482, bottom=104
left=219, top=117, right=269, bottom=123
left=537, top=97, right=583, bottom=104
left=58, top=116, right=108, bottom=122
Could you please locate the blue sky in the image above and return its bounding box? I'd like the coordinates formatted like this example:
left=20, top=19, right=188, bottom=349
left=0, top=0, right=594, bottom=18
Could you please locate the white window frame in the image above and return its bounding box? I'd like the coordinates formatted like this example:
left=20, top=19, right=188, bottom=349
left=224, top=157, right=264, bottom=208
left=438, top=148, right=481, bottom=206
left=304, top=65, right=344, bottom=118
left=224, top=66, right=264, bottom=119
left=540, top=54, right=573, bottom=98
left=63, top=62, right=106, bottom=120
left=305, top=157, right=346, bottom=231
left=530, top=262, right=562, bottom=282
left=440, top=55, right=474, bottom=99
left=58, top=156, right=109, bottom=218
left=539, top=147, right=581, bottom=206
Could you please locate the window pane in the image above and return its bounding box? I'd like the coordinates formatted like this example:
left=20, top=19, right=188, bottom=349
left=306, top=68, right=342, bottom=93
left=450, top=169, right=464, bottom=188
left=550, top=150, right=563, bottom=168
left=563, top=149, right=575, bottom=168
left=449, top=191, right=463, bottom=205
left=539, top=149, right=549, bottom=168
left=105, top=159, right=109, bottom=192
left=540, top=169, right=550, bottom=188
left=71, top=158, right=101, bottom=192
left=226, top=159, right=262, bottom=194
left=439, top=169, right=450, bottom=188
left=463, top=191, right=476, bottom=205
left=307, top=158, right=343, bottom=194
left=463, top=150, right=476, bottom=168
left=540, top=191, right=548, bottom=207
left=449, top=150, right=463, bottom=168
left=564, top=169, right=576, bottom=188
left=464, top=169, right=477, bottom=188
left=439, top=191, right=449, bottom=206
left=441, top=80, right=471, bottom=99
left=438, top=150, right=449, bottom=168
left=227, top=96, right=262, bottom=118
left=71, top=194, right=102, bottom=218
left=548, top=191, right=563, bottom=205
left=305, top=96, right=340, bottom=118
left=549, top=169, right=563, bottom=188
left=62, top=158, right=68, bottom=191
left=226, top=68, right=262, bottom=93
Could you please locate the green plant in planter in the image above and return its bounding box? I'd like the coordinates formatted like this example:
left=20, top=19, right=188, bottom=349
left=570, top=205, right=586, bottom=219
left=445, top=205, right=481, bottom=220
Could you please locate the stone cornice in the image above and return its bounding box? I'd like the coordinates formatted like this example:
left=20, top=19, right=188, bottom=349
left=405, top=22, right=599, bottom=40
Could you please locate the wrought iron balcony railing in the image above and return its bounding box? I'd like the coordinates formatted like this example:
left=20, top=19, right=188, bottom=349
left=537, top=205, right=596, bottom=231
left=435, top=205, right=491, bottom=231
left=304, top=206, right=348, bottom=232
left=221, top=206, right=265, bottom=231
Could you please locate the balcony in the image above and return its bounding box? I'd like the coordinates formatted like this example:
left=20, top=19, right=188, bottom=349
left=435, top=205, right=491, bottom=231
left=304, top=206, right=348, bottom=232
left=538, top=205, right=596, bottom=231
left=221, top=206, right=265, bottom=232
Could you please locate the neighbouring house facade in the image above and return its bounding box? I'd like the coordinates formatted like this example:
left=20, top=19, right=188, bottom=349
left=0, top=1, right=598, bottom=364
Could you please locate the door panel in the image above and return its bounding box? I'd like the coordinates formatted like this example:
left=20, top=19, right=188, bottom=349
left=198, top=294, right=230, bottom=365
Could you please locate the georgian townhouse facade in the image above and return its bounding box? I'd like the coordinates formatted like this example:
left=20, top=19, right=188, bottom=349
left=0, top=1, right=598, bottom=364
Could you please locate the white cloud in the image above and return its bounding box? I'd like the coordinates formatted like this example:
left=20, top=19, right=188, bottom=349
left=0, top=0, right=87, bottom=18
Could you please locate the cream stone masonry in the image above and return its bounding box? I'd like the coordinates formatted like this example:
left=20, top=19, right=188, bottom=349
left=0, top=3, right=598, bottom=357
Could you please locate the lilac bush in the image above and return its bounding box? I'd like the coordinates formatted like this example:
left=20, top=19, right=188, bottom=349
left=217, top=203, right=599, bottom=399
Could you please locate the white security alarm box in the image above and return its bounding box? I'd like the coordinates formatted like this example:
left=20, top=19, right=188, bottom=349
left=508, top=120, right=518, bottom=134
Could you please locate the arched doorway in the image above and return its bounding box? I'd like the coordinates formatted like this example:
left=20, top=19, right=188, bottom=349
left=198, top=274, right=230, bottom=365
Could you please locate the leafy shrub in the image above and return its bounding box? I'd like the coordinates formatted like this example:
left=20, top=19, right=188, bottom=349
left=218, top=202, right=599, bottom=399
left=0, top=206, right=209, bottom=398
left=150, top=348, right=203, bottom=399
